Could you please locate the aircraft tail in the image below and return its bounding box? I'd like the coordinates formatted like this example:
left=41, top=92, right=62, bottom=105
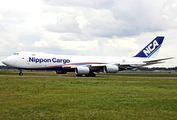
left=134, top=36, right=164, bottom=58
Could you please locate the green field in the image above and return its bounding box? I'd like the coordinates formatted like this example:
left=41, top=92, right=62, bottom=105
left=0, top=71, right=177, bottom=119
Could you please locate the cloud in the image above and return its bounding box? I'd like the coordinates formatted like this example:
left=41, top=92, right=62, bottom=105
left=0, top=0, right=177, bottom=67
left=33, top=40, right=49, bottom=48
left=0, top=25, right=6, bottom=32
left=45, top=14, right=81, bottom=33
left=18, top=34, right=41, bottom=44
left=112, top=1, right=162, bottom=36
left=42, top=0, right=114, bottom=9
left=43, top=0, right=177, bottom=38
left=59, top=33, right=91, bottom=41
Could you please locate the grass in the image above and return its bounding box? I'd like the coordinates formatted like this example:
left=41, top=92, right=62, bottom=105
left=0, top=71, right=177, bottom=119
left=1, top=70, right=177, bottom=77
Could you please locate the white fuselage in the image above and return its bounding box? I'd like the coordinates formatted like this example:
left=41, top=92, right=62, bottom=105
left=2, top=51, right=152, bottom=70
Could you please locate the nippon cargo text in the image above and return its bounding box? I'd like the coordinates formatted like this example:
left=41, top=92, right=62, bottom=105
left=29, top=57, right=70, bottom=64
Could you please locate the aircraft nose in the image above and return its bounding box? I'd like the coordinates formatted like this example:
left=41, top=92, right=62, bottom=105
left=2, top=57, right=12, bottom=66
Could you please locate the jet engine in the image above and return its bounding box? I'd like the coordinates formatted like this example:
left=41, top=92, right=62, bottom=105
left=55, top=71, right=67, bottom=74
left=75, top=66, right=90, bottom=75
left=103, top=65, right=119, bottom=73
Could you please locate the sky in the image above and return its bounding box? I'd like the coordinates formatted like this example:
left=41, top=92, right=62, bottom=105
left=0, top=0, right=176, bottom=67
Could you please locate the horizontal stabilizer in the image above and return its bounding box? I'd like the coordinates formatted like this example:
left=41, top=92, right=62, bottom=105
left=143, top=57, right=174, bottom=63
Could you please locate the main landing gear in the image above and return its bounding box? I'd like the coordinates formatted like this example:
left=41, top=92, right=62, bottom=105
left=85, top=72, right=96, bottom=77
left=75, top=72, right=96, bottom=77
left=18, top=69, right=23, bottom=76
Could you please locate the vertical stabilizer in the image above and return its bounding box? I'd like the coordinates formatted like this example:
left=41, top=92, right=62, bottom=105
left=134, top=36, right=164, bottom=58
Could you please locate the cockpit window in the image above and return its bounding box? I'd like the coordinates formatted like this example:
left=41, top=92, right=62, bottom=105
left=14, top=53, right=19, bottom=55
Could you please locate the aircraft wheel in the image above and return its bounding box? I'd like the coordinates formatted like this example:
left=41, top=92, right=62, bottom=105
left=76, top=74, right=82, bottom=77
left=85, top=73, right=96, bottom=77
left=19, top=69, right=23, bottom=76
left=19, top=73, right=23, bottom=76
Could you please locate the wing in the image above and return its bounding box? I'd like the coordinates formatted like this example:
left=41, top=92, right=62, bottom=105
left=62, top=57, right=174, bottom=73
left=92, top=57, right=174, bottom=71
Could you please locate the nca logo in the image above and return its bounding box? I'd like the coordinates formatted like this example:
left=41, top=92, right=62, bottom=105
left=143, top=40, right=159, bottom=56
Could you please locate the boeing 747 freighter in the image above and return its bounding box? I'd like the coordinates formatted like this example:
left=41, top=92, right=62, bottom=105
left=2, top=36, right=173, bottom=76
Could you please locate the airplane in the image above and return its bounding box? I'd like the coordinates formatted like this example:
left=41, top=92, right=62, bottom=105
left=2, top=36, right=174, bottom=77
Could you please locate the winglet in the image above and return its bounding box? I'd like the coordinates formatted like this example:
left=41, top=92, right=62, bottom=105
left=134, top=36, right=164, bottom=58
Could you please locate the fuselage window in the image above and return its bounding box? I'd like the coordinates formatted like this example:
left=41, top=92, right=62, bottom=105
left=32, top=54, right=35, bottom=56
left=14, top=53, right=19, bottom=55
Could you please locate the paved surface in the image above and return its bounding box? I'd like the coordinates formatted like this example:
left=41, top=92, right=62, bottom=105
left=0, top=75, right=177, bottom=79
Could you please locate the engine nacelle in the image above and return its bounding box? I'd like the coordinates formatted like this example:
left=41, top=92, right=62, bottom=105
left=55, top=71, right=67, bottom=74
left=75, top=66, right=90, bottom=75
left=103, top=65, right=119, bottom=73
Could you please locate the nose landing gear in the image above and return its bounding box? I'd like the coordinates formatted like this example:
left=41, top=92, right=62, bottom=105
left=18, top=69, right=23, bottom=76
